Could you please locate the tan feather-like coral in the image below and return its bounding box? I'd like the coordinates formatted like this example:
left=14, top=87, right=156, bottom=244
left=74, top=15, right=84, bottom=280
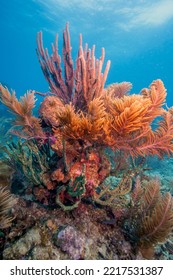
left=141, top=79, right=166, bottom=118
left=104, top=81, right=132, bottom=98
left=0, top=186, right=15, bottom=229
left=0, top=84, right=44, bottom=140
left=135, top=111, right=173, bottom=157
left=0, top=85, right=35, bottom=117
left=126, top=177, right=173, bottom=254
left=138, top=192, right=173, bottom=247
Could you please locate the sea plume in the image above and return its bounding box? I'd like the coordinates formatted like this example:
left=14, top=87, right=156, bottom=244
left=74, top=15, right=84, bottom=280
left=0, top=186, right=15, bottom=229
left=103, top=80, right=173, bottom=157
left=0, top=84, right=45, bottom=140
left=104, top=81, right=132, bottom=98
left=1, top=23, right=173, bottom=215
left=124, top=177, right=173, bottom=258
left=138, top=192, right=173, bottom=247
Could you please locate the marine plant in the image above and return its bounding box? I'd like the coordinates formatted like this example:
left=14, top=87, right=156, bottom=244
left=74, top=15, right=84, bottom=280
left=0, top=23, right=173, bottom=254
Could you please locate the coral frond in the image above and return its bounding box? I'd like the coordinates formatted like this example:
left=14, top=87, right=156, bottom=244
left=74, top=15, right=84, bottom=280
left=20, top=91, right=36, bottom=115
left=105, top=82, right=132, bottom=98
left=123, top=176, right=173, bottom=257
left=138, top=192, right=173, bottom=247
left=0, top=85, right=36, bottom=117
left=136, top=111, right=173, bottom=157
left=55, top=98, right=108, bottom=142
left=110, top=99, right=150, bottom=135
left=140, top=178, right=160, bottom=214
left=37, top=24, right=110, bottom=110
left=0, top=84, right=25, bottom=116
left=0, top=84, right=45, bottom=140
left=141, top=79, right=166, bottom=119
left=0, top=186, right=15, bottom=229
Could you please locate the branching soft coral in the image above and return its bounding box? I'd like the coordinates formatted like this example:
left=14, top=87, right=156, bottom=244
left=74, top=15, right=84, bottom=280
left=53, top=98, right=108, bottom=142
left=135, top=111, right=173, bottom=157
left=37, top=23, right=110, bottom=111
left=0, top=85, right=44, bottom=140
left=103, top=79, right=173, bottom=157
left=103, top=81, right=132, bottom=98
left=0, top=24, right=173, bottom=263
left=124, top=177, right=173, bottom=258
left=1, top=23, right=173, bottom=215
left=36, top=25, right=173, bottom=158
left=0, top=186, right=15, bottom=229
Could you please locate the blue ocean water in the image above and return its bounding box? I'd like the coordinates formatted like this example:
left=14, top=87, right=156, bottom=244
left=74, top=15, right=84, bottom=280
left=1, top=0, right=173, bottom=106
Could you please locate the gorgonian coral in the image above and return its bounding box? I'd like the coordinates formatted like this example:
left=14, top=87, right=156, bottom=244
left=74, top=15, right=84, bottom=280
left=0, top=23, right=173, bottom=209
left=0, top=186, right=15, bottom=229
left=1, top=23, right=173, bottom=257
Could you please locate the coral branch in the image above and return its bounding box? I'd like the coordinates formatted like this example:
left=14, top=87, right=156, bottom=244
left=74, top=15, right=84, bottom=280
left=0, top=84, right=45, bottom=140
left=37, top=23, right=111, bottom=111
left=105, top=82, right=132, bottom=98
left=139, top=192, right=173, bottom=247
left=0, top=186, right=15, bottom=229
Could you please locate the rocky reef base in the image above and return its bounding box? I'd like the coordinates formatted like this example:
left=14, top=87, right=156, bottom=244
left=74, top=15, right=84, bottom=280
left=1, top=195, right=172, bottom=260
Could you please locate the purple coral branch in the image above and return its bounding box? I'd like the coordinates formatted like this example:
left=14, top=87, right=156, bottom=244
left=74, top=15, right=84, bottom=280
left=37, top=28, right=70, bottom=103
left=37, top=23, right=111, bottom=110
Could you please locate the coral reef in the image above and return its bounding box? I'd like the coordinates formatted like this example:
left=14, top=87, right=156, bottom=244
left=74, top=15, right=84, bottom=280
left=2, top=197, right=143, bottom=260
left=0, top=23, right=173, bottom=259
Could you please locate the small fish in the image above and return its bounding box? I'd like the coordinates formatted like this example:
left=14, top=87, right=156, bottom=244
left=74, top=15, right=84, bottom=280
left=98, top=218, right=116, bottom=225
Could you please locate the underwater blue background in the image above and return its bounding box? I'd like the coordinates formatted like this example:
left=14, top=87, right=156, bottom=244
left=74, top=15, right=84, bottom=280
left=1, top=0, right=173, bottom=106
